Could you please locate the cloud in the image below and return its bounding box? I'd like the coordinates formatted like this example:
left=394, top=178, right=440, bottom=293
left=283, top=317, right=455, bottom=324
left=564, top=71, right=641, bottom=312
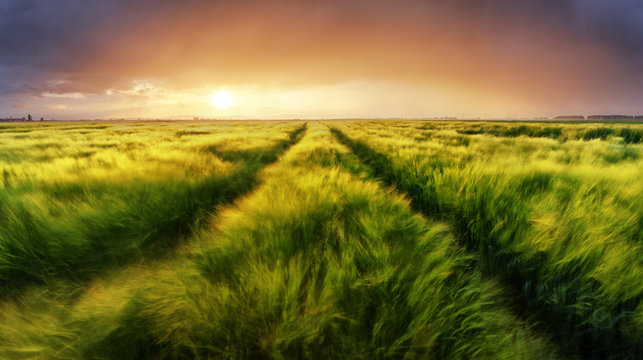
left=42, top=92, right=85, bottom=99
left=0, top=0, right=642, bottom=116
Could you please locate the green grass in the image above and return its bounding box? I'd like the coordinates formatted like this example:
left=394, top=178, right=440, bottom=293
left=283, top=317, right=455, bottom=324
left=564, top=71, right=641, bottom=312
left=331, top=121, right=643, bottom=359
left=0, top=120, right=640, bottom=359
left=0, top=124, right=558, bottom=359
left=0, top=122, right=306, bottom=297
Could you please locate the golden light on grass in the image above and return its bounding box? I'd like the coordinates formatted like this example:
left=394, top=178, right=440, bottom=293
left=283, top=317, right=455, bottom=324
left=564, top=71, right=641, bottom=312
left=210, top=89, right=234, bottom=109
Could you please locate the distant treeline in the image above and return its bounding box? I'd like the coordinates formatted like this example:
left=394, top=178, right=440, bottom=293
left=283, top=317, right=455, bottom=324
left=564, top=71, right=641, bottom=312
left=554, top=115, right=643, bottom=120
left=457, top=125, right=643, bottom=143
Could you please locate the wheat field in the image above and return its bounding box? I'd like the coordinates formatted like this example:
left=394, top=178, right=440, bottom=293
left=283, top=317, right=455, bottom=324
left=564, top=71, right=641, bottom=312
left=0, top=120, right=641, bottom=359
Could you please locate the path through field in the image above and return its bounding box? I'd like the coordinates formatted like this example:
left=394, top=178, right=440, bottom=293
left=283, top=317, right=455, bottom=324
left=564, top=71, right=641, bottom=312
left=0, top=123, right=308, bottom=358
left=6, top=123, right=557, bottom=359
left=2, top=120, right=641, bottom=359
left=329, top=122, right=643, bottom=360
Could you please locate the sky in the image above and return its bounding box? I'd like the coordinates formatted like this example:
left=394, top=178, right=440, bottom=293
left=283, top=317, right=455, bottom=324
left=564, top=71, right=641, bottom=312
left=1, top=0, right=642, bottom=119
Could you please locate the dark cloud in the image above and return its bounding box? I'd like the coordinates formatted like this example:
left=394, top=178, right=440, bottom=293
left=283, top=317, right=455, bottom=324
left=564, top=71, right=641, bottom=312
left=0, top=0, right=642, bottom=115
left=567, top=0, right=643, bottom=52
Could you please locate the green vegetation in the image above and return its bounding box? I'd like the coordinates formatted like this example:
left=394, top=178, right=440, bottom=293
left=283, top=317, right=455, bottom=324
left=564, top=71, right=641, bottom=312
left=0, top=124, right=557, bottom=359
left=0, top=121, right=306, bottom=297
left=332, top=121, right=643, bottom=359
left=444, top=121, right=642, bottom=143
left=0, top=120, right=641, bottom=359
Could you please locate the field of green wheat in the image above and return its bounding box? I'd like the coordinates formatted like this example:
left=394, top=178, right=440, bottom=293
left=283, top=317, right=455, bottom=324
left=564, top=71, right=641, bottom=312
left=0, top=120, right=641, bottom=359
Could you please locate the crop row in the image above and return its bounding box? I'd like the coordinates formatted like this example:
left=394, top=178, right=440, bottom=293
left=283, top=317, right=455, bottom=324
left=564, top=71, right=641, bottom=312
left=455, top=124, right=642, bottom=143
left=45, top=125, right=557, bottom=359
left=331, top=126, right=642, bottom=359
left=0, top=123, right=307, bottom=297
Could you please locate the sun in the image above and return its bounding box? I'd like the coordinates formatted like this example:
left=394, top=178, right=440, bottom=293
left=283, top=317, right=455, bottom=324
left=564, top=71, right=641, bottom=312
left=210, top=90, right=234, bottom=109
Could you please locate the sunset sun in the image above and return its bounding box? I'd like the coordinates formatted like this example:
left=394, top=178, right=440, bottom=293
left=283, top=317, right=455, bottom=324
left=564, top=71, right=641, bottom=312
left=210, top=90, right=234, bottom=109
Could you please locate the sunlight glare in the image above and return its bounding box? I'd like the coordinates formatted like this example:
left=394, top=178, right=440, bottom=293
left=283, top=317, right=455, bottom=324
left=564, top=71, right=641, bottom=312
left=211, top=90, right=234, bottom=109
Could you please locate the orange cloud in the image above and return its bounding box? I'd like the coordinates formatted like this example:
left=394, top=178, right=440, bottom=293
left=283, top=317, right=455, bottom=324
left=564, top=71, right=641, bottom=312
left=2, top=1, right=642, bottom=118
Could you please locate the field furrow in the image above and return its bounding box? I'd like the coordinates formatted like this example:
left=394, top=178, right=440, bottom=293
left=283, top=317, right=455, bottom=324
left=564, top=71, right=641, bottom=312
left=32, top=124, right=558, bottom=359
left=1, top=120, right=640, bottom=359
left=0, top=122, right=307, bottom=298
left=0, top=122, right=308, bottom=359
left=330, top=124, right=642, bottom=359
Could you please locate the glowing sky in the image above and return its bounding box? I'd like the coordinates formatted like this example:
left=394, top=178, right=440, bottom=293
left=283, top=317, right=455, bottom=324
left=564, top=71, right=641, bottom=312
left=1, top=0, right=642, bottom=119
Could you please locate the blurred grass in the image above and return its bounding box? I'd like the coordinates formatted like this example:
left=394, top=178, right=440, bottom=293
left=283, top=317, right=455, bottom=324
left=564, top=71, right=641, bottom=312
left=0, top=121, right=306, bottom=297
left=0, top=125, right=558, bottom=359
left=332, top=121, right=643, bottom=359
left=0, top=120, right=639, bottom=359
